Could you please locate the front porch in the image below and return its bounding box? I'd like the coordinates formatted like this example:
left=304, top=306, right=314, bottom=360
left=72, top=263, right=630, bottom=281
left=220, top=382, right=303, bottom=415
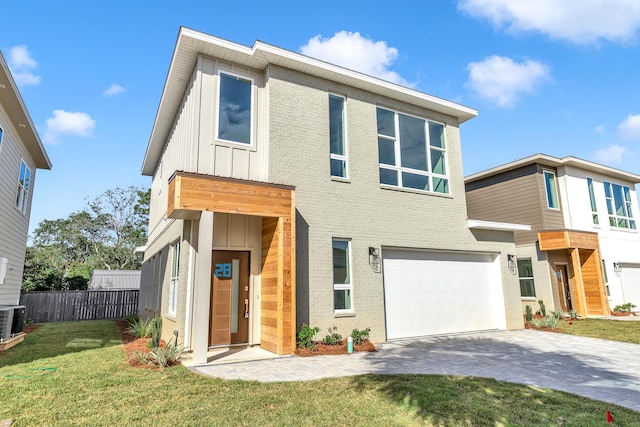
left=168, top=172, right=296, bottom=363
left=538, top=229, right=610, bottom=317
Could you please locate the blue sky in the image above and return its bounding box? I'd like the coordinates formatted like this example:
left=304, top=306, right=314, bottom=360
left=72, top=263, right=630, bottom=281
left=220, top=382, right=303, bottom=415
left=2, top=0, right=640, bottom=236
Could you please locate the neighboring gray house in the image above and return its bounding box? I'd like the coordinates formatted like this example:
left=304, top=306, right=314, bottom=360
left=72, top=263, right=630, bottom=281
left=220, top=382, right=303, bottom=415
left=139, top=27, right=528, bottom=364
left=88, top=270, right=141, bottom=290
left=466, top=154, right=640, bottom=318
left=0, top=52, right=52, bottom=349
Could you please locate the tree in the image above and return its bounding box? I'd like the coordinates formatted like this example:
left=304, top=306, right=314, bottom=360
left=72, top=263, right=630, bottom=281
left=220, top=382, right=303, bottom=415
left=22, top=186, right=150, bottom=291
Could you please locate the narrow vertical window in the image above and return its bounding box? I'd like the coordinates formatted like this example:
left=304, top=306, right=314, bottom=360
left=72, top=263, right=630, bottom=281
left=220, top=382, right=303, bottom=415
left=0, top=126, right=4, bottom=156
left=15, top=160, right=31, bottom=212
left=168, top=241, right=180, bottom=316
left=602, top=259, right=610, bottom=296
left=587, top=177, right=599, bottom=224
left=517, top=259, right=536, bottom=297
left=543, top=170, right=559, bottom=209
left=329, top=94, right=347, bottom=178
left=217, top=72, right=252, bottom=144
left=332, top=239, right=352, bottom=312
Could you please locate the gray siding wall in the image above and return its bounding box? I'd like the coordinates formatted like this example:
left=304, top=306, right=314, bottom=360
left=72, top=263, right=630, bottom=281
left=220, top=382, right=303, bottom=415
left=466, top=165, right=565, bottom=244
left=0, top=102, right=37, bottom=305
left=265, top=65, right=523, bottom=341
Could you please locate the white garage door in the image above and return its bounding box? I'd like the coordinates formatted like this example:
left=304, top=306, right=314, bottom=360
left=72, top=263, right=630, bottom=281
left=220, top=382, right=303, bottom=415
left=383, top=249, right=505, bottom=340
left=620, top=263, right=640, bottom=307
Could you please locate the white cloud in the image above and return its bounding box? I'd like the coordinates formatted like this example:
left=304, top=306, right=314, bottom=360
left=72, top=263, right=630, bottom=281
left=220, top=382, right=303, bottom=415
left=104, top=83, right=125, bottom=96
left=300, top=31, right=411, bottom=86
left=465, top=55, right=550, bottom=107
left=618, top=113, right=640, bottom=140
left=595, top=124, right=607, bottom=134
left=7, top=45, right=41, bottom=87
left=594, top=144, right=628, bottom=164
left=44, top=110, right=96, bottom=144
left=458, top=0, right=640, bottom=45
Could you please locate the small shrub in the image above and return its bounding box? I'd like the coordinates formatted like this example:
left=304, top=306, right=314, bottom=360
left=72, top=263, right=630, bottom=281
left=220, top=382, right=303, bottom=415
left=614, top=302, right=637, bottom=313
left=321, top=326, right=342, bottom=345
left=124, top=313, right=139, bottom=325
left=127, top=318, right=153, bottom=339
left=538, top=300, right=546, bottom=317
left=151, top=315, right=162, bottom=349
left=525, top=305, right=533, bottom=322
left=550, top=310, right=564, bottom=320
left=529, top=316, right=559, bottom=330
left=131, top=338, right=185, bottom=368
left=297, top=324, right=320, bottom=350
left=568, top=310, right=578, bottom=320
left=351, top=327, right=371, bottom=345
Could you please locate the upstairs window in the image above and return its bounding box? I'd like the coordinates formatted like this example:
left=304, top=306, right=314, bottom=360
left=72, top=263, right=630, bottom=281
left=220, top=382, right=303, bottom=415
left=517, top=259, right=536, bottom=298
left=587, top=177, right=599, bottom=225
left=329, top=94, right=347, bottom=178
left=0, top=126, right=3, bottom=155
left=332, top=239, right=353, bottom=312
left=604, top=181, right=636, bottom=229
left=217, top=72, right=252, bottom=145
left=16, top=160, right=31, bottom=212
left=543, top=170, right=559, bottom=209
left=376, top=107, right=448, bottom=194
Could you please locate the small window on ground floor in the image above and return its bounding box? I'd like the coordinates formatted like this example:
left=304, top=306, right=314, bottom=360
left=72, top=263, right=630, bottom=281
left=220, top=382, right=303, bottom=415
left=517, top=258, right=536, bottom=297
left=332, top=239, right=352, bottom=312
left=168, top=240, right=180, bottom=316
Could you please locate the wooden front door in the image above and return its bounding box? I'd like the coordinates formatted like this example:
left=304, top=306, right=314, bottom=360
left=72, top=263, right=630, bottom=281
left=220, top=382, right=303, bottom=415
left=210, top=251, right=250, bottom=346
left=556, top=264, right=572, bottom=312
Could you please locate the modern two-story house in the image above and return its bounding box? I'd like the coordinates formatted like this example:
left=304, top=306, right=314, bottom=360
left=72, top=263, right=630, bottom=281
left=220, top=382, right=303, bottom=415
left=466, top=154, right=640, bottom=318
left=139, top=27, right=527, bottom=364
left=0, top=52, right=52, bottom=349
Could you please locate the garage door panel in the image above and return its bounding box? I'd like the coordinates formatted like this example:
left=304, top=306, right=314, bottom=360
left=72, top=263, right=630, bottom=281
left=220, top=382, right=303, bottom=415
left=620, top=264, right=640, bottom=306
left=383, top=249, right=504, bottom=340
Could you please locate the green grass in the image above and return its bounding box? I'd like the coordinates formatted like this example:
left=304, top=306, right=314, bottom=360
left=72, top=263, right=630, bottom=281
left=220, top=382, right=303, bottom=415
left=1, top=321, right=639, bottom=426
left=557, top=318, right=640, bottom=344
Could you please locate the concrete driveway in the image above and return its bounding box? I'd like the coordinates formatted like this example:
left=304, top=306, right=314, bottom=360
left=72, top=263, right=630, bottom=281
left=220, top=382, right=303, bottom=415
left=191, top=329, right=640, bottom=412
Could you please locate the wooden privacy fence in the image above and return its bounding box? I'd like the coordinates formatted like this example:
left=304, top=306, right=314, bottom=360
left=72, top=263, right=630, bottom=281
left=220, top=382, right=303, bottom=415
left=19, top=290, right=139, bottom=323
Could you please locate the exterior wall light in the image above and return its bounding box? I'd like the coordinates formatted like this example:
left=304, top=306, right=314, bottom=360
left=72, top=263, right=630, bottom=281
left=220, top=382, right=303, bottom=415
left=369, top=247, right=381, bottom=273
left=507, top=254, right=517, bottom=275
left=613, top=262, right=622, bottom=276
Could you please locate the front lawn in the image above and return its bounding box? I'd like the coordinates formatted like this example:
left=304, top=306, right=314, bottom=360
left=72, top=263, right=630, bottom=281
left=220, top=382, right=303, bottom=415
left=558, top=318, right=640, bottom=344
left=1, top=320, right=639, bottom=426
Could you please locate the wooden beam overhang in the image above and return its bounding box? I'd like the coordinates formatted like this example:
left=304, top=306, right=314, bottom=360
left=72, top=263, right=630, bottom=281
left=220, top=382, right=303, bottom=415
left=168, top=171, right=297, bottom=355
left=538, top=230, right=610, bottom=317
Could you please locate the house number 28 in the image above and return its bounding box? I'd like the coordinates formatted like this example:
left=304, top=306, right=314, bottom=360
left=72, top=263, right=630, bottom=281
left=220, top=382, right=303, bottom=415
left=214, top=263, right=232, bottom=278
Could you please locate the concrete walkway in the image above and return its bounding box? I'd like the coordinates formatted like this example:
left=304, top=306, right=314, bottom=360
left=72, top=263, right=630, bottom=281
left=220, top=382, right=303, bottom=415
left=191, top=329, right=640, bottom=413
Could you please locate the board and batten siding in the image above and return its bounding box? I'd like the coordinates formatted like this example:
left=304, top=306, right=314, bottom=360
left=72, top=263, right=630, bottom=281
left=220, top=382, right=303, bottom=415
left=0, top=103, right=36, bottom=305
left=146, top=54, right=267, bottom=245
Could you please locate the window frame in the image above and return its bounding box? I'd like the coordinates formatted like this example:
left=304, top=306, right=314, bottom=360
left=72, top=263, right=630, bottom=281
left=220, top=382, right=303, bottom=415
left=0, top=125, right=3, bottom=157
left=604, top=181, right=636, bottom=230
left=376, top=107, right=449, bottom=194
left=543, top=170, right=559, bottom=210
left=517, top=258, right=536, bottom=298
left=332, top=238, right=353, bottom=313
left=168, top=240, right=180, bottom=317
left=215, top=70, right=255, bottom=147
left=329, top=93, right=348, bottom=180
left=15, top=159, right=31, bottom=213
left=587, top=177, right=599, bottom=225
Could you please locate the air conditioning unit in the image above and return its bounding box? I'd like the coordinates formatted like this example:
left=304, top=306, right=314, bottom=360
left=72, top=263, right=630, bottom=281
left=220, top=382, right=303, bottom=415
left=0, top=307, right=13, bottom=341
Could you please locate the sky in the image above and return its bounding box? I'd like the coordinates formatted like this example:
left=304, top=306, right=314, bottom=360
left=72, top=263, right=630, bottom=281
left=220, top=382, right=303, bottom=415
left=2, top=0, right=640, bottom=237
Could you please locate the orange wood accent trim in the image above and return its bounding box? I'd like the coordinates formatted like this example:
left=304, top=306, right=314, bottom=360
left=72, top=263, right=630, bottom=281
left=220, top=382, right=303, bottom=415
left=538, top=230, right=599, bottom=251
left=167, top=172, right=294, bottom=219
left=569, top=248, right=587, bottom=317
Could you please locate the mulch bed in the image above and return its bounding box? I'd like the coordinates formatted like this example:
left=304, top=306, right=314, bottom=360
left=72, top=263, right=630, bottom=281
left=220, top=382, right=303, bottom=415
left=295, top=340, right=376, bottom=357
left=115, top=320, right=167, bottom=369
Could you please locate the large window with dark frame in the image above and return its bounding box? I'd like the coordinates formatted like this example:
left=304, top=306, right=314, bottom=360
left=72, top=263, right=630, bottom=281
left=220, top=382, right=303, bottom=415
left=15, top=160, right=31, bottom=213
left=329, top=94, right=347, bottom=178
left=604, top=181, right=636, bottom=229
left=217, top=72, right=253, bottom=145
left=332, top=239, right=353, bottom=312
left=376, top=107, right=448, bottom=194
left=517, top=259, right=536, bottom=298
left=543, top=170, right=559, bottom=209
